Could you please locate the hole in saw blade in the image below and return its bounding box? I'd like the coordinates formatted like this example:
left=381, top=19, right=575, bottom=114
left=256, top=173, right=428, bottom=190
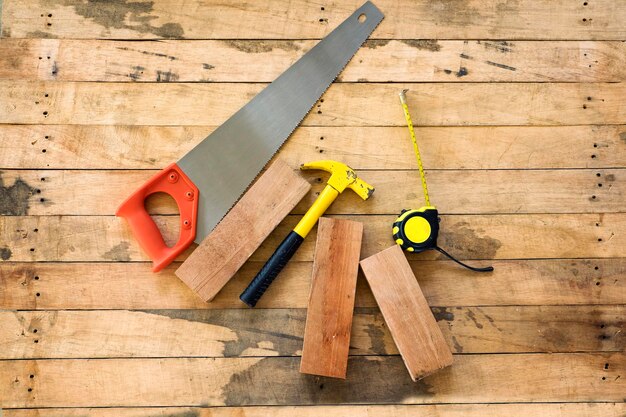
left=358, top=13, right=367, bottom=23
left=145, top=192, right=180, bottom=248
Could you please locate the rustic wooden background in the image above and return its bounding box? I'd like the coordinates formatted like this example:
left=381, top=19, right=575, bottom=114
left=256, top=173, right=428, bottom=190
left=0, top=0, right=625, bottom=415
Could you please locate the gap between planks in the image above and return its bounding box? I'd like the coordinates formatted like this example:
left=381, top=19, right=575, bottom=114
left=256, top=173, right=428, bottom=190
left=2, top=403, right=626, bottom=417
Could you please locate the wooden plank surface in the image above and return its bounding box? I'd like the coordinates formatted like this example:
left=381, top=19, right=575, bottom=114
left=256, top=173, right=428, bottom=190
left=0, top=305, right=623, bottom=359
left=175, top=159, right=310, bottom=302
left=1, top=259, right=623, bottom=310
left=2, top=39, right=625, bottom=82
left=1, top=213, right=622, bottom=262
left=1, top=125, right=624, bottom=170
left=0, top=0, right=624, bottom=413
left=4, top=404, right=626, bottom=417
left=3, top=0, right=626, bottom=40
left=1, top=81, right=624, bottom=126
left=1, top=353, right=624, bottom=407
left=2, top=169, right=622, bottom=216
left=300, top=218, right=363, bottom=378
left=361, top=245, right=453, bottom=380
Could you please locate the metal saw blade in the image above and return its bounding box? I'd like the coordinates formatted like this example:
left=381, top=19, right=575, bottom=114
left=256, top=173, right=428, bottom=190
left=177, top=2, right=384, bottom=243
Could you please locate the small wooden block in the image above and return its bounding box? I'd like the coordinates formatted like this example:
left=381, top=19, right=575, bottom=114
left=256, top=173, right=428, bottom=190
left=300, top=217, right=363, bottom=379
left=360, top=245, right=453, bottom=381
left=175, top=159, right=311, bottom=302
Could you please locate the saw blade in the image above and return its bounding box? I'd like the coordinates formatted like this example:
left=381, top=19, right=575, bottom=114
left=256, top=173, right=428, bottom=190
left=177, top=2, right=384, bottom=243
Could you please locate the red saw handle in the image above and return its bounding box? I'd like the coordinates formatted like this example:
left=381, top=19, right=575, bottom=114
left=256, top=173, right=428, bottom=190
left=116, top=163, right=199, bottom=272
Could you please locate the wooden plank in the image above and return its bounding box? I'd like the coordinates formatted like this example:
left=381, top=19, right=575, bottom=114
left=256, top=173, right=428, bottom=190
left=1, top=125, right=623, bottom=170
left=1, top=258, right=623, bottom=310
left=0, top=306, right=623, bottom=359
left=1, top=353, right=623, bottom=407
left=300, top=218, right=363, bottom=378
left=3, top=0, right=626, bottom=40
left=5, top=404, right=626, bottom=417
left=1, top=81, right=624, bottom=126
left=2, top=169, right=623, bottom=216
left=0, top=213, right=623, bottom=262
left=2, top=39, right=625, bottom=83
left=361, top=245, right=453, bottom=380
left=175, top=159, right=310, bottom=302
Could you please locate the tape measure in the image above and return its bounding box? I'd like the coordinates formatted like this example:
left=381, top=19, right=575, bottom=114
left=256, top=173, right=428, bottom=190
left=393, top=90, right=493, bottom=272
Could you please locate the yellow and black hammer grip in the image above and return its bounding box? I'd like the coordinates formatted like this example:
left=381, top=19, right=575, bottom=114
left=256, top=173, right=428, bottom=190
left=240, top=230, right=304, bottom=307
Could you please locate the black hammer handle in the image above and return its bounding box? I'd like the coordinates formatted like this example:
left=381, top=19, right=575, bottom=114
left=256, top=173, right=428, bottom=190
left=240, top=231, right=305, bottom=307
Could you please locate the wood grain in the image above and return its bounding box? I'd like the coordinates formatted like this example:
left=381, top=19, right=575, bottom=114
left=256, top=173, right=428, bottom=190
left=361, top=245, right=453, bottom=380
left=175, top=159, right=310, bottom=302
left=1, top=353, right=623, bottom=407
left=3, top=168, right=622, bottom=216
left=1, top=81, right=624, bottom=126
left=1, top=259, right=622, bottom=310
left=1, top=125, right=623, bottom=170
left=300, top=218, right=363, bottom=378
left=1, top=305, right=621, bottom=359
left=1, top=0, right=624, bottom=413
left=2, top=39, right=625, bottom=82
left=4, top=404, right=626, bottom=417
left=3, top=0, right=625, bottom=40
left=1, top=213, right=622, bottom=262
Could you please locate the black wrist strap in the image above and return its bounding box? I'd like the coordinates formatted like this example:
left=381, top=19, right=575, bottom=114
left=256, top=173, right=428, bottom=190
left=434, top=246, right=494, bottom=273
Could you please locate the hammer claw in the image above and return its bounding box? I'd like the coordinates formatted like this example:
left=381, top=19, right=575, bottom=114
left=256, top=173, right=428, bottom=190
left=350, top=177, right=375, bottom=200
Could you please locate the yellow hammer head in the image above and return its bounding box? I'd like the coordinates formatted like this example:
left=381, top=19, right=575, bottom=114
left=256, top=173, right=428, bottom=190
left=300, top=160, right=374, bottom=200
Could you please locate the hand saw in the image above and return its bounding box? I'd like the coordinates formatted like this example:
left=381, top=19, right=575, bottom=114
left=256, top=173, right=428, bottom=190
left=116, top=2, right=384, bottom=272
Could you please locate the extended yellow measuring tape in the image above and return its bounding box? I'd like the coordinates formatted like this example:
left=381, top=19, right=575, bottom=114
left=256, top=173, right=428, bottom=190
left=392, top=90, right=493, bottom=272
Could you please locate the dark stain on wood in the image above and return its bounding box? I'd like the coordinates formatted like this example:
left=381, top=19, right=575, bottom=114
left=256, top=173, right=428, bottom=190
left=455, top=67, right=469, bottom=77
left=439, top=221, right=502, bottom=259
left=364, top=322, right=387, bottom=354
left=619, top=131, right=626, bottom=143
left=0, top=175, right=36, bottom=215
left=153, top=23, right=185, bottom=38
left=400, top=40, right=441, bottom=52
left=223, top=356, right=434, bottom=405
left=203, top=63, right=215, bottom=70
left=145, top=309, right=304, bottom=357
left=102, top=241, right=131, bottom=261
left=156, top=70, right=179, bottom=82
left=477, top=308, right=502, bottom=332
left=364, top=39, right=391, bottom=49
left=451, top=335, right=463, bottom=353
left=426, top=0, right=481, bottom=26
left=0, top=247, right=12, bottom=260
left=57, top=0, right=184, bottom=38
left=482, top=41, right=513, bottom=53
left=541, top=327, right=568, bottom=349
left=459, top=53, right=473, bottom=60
left=224, top=40, right=300, bottom=54
left=485, top=60, right=516, bottom=71
left=465, top=310, right=483, bottom=329
left=153, top=412, right=199, bottom=417
left=128, top=65, right=145, bottom=81
left=26, top=30, right=53, bottom=38
left=431, top=307, right=454, bottom=322
left=51, top=61, right=59, bottom=76
left=116, top=46, right=177, bottom=61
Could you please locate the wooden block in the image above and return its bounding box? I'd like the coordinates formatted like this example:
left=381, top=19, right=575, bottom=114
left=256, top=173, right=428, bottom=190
left=300, top=217, right=363, bottom=379
left=175, top=159, right=310, bottom=302
left=360, top=245, right=453, bottom=381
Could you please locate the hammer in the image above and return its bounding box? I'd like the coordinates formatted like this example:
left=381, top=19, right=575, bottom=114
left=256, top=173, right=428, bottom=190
left=240, top=160, right=375, bottom=307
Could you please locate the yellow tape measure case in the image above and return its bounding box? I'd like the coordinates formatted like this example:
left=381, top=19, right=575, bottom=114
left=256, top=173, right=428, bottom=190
left=393, top=207, right=439, bottom=253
